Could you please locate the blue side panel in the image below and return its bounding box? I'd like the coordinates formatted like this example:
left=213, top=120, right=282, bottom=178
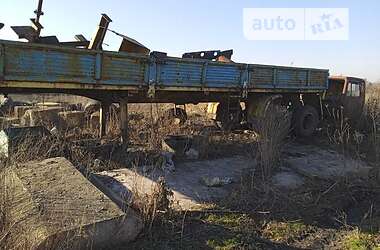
left=249, top=66, right=274, bottom=88
left=159, top=60, right=202, bottom=87
left=5, top=46, right=96, bottom=83
left=277, top=69, right=307, bottom=86
left=0, top=40, right=329, bottom=91
left=205, top=64, right=241, bottom=88
left=102, top=54, right=146, bottom=85
left=249, top=65, right=328, bottom=90
left=309, top=71, right=328, bottom=87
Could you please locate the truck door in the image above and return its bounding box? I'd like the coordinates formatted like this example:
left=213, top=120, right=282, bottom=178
left=325, top=78, right=346, bottom=120
left=343, top=78, right=366, bottom=121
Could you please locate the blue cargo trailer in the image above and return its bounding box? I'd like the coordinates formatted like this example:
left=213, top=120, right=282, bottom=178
left=0, top=39, right=335, bottom=138
left=0, top=39, right=366, bottom=139
left=0, top=40, right=328, bottom=98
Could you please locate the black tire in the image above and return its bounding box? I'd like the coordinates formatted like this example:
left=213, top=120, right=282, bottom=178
left=216, top=102, right=242, bottom=131
left=294, top=105, right=319, bottom=137
left=246, top=95, right=285, bottom=130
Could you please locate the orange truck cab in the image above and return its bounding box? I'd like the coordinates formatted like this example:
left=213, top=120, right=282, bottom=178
left=325, top=76, right=366, bottom=121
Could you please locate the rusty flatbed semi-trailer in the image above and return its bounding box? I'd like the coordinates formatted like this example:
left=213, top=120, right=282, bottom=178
left=0, top=39, right=332, bottom=138
left=0, top=39, right=328, bottom=103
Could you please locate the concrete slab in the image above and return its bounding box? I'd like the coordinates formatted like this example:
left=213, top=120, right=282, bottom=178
left=21, top=107, right=64, bottom=127
left=272, top=171, right=305, bottom=190
left=0, top=157, right=143, bottom=249
left=94, top=143, right=372, bottom=213
left=14, top=105, right=34, bottom=119
left=284, top=144, right=372, bottom=180
left=96, top=157, right=252, bottom=211
left=58, top=110, right=85, bottom=129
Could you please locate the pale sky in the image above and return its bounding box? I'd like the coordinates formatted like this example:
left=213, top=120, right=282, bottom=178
left=0, top=0, right=379, bottom=82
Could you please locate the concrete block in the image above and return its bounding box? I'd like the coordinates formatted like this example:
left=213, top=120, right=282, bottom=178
left=97, top=156, right=251, bottom=211
left=285, top=144, right=372, bottom=180
left=21, top=107, right=64, bottom=127
left=162, top=135, right=192, bottom=158
left=36, top=102, right=63, bottom=108
left=14, top=105, right=34, bottom=119
left=0, top=157, right=143, bottom=249
left=90, top=111, right=100, bottom=130
left=58, top=111, right=85, bottom=129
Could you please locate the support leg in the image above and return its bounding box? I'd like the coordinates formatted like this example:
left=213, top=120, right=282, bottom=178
left=99, top=102, right=109, bottom=138
left=120, top=98, right=129, bottom=147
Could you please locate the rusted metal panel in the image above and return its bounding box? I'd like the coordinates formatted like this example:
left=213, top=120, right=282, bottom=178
left=159, top=60, right=202, bottom=87
left=88, top=14, right=112, bottom=50
left=277, top=69, right=308, bottom=86
left=0, top=44, right=4, bottom=80
left=5, top=45, right=96, bottom=83
left=95, top=53, right=102, bottom=80
left=249, top=65, right=328, bottom=90
left=102, top=54, right=146, bottom=85
left=205, top=64, right=241, bottom=87
left=0, top=39, right=329, bottom=96
left=249, top=66, right=274, bottom=87
left=119, top=37, right=150, bottom=55
left=309, top=71, right=329, bottom=87
left=182, top=50, right=233, bottom=61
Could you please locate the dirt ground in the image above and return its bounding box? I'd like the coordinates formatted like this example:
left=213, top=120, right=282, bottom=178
left=122, top=136, right=380, bottom=249
left=1, top=92, right=380, bottom=249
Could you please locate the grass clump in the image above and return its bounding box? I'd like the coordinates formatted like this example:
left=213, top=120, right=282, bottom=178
left=205, top=214, right=250, bottom=228
left=206, top=238, right=241, bottom=250
left=341, top=229, right=380, bottom=250
left=262, top=221, right=312, bottom=244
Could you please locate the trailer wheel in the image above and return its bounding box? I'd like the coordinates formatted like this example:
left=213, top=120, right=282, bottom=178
left=216, top=102, right=242, bottom=130
left=246, top=95, right=285, bottom=129
left=294, top=105, right=319, bottom=137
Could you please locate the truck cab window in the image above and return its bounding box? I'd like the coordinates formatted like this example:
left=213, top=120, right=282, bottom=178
left=347, top=82, right=361, bottom=97
left=327, top=79, right=345, bottom=96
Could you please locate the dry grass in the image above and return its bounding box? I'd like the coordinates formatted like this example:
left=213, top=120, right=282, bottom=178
left=339, top=229, right=380, bottom=249
left=324, top=84, right=380, bottom=165
left=255, top=106, right=291, bottom=181
left=0, top=167, right=9, bottom=246
left=364, top=84, right=380, bottom=163
left=131, top=176, right=173, bottom=232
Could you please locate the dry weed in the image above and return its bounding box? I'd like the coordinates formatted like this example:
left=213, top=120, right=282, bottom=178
left=365, top=85, right=380, bottom=163
left=255, top=106, right=291, bottom=181
left=131, top=176, right=173, bottom=232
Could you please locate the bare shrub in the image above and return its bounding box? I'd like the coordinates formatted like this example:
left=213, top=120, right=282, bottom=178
left=0, top=167, right=9, bottom=244
left=347, top=84, right=380, bottom=181
left=255, top=106, right=291, bottom=181
left=131, top=176, right=173, bottom=231
left=0, top=167, right=14, bottom=249
left=1, top=132, right=95, bottom=177
left=364, top=85, right=380, bottom=163
left=327, top=109, right=353, bottom=155
left=107, top=104, right=121, bottom=138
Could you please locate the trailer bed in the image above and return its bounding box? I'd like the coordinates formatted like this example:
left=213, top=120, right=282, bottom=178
left=0, top=40, right=329, bottom=102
